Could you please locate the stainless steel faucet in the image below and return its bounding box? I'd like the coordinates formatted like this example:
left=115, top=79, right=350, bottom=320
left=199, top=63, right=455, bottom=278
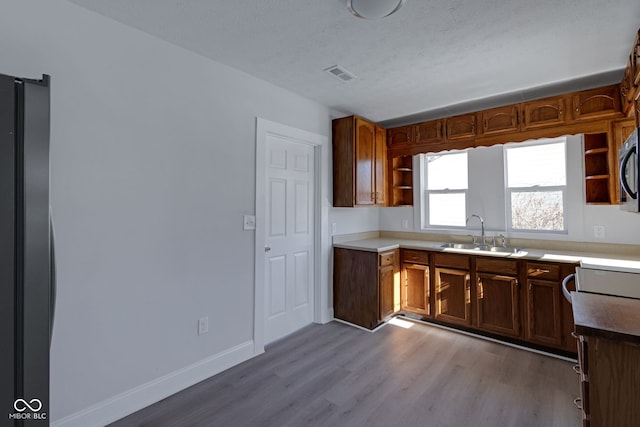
left=466, top=214, right=485, bottom=246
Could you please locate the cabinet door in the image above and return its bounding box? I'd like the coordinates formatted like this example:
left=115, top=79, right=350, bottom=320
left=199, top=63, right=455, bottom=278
left=572, top=85, right=621, bottom=121
left=403, top=263, right=430, bottom=316
left=387, top=125, right=414, bottom=147
left=480, top=105, right=519, bottom=136
left=476, top=273, right=520, bottom=338
left=522, top=96, right=566, bottom=129
left=355, top=118, right=376, bottom=206
left=445, top=113, right=476, bottom=140
left=415, top=120, right=444, bottom=144
left=379, top=264, right=396, bottom=320
left=333, top=248, right=379, bottom=329
left=620, top=56, right=634, bottom=114
left=374, top=125, right=387, bottom=206
left=526, top=279, right=562, bottom=347
left=434, top=267, right=471, bottom=326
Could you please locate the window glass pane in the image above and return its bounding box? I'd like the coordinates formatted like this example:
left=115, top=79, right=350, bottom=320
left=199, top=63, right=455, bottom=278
left=427, top=152, right=468, bottom=190
left=511, top=190, right=564, bottom=230
left=429, top=193, right=466, bottom=226
left=506, top=142, right=566, bottom=187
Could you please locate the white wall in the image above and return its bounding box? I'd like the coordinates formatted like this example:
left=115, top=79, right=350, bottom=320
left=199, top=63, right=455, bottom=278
left=1, top=0, right=333, bottom=424
left=380, top=135, right=640, bottom=245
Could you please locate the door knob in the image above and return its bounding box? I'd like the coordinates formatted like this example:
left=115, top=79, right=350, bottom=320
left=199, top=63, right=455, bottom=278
left=265, top=246, right=271, bottom=252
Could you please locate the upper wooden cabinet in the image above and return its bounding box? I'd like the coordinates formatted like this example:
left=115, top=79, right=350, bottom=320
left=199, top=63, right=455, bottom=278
left=621, top=55, right=635, bottom=115
left=415, top=119, right=444, bottom=144
left=521, top=96, right=567, bottom=130
left=571, top=85, right=622, bottom=121
left=387, top=125, right=414, bottom=147
left=445, top=113, right=477, bottom=140
left=332, top=116, right=387, bottom=207
left=480, top=105, right=519, bottom=136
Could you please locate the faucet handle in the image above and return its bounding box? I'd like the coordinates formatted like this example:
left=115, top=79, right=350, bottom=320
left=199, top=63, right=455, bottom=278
left=499, top=234, right=506, bottom=248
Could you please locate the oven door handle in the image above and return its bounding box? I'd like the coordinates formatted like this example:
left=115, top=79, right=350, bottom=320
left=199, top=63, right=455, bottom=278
left=562, top=273, right=575, bottom=303
left=619, top=146, right=637, bottom=200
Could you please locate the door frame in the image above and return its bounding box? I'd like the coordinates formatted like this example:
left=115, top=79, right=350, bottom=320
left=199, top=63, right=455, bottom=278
left=254, top=118, right=328, bottom=354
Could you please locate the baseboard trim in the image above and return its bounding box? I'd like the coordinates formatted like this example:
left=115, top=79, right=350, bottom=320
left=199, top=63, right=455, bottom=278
left=51, top=340, right=256, bottom=427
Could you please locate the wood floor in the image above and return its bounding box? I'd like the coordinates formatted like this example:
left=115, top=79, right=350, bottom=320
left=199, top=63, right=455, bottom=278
left=109, top=320, right=580, bottom=427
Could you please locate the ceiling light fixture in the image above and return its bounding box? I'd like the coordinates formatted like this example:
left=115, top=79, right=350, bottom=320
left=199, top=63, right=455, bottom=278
left=346, top=0, right=406, bottom=20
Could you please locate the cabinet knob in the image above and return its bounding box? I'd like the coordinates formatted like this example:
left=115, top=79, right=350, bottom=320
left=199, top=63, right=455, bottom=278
left=265, top=246, right=271, bottom=252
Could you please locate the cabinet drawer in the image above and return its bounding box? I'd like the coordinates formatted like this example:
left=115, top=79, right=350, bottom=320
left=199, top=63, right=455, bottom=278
left=476, top=257, right=518, bottom=275
left=527, top=262, right=560, bottom=280
left=402, top=249, right=430, bottom=265
left=434, top=253, right=470, bottom=269
left=379, top=250, right=396, bottom=267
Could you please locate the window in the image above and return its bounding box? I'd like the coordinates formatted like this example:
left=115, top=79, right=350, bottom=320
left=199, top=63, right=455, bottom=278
left=424, top=152, right=468, bottom=227
left=505, top=139, right=567, bottom=232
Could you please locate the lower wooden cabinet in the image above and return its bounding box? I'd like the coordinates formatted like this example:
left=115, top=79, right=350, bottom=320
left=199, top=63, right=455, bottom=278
left=379, top=263, right=396, bottom=319
left=335, top=245, right=577, bottom=354
left=402, top=263, right=430, bottom=316
left=573, top=292, right=640, bottom=427
left=477, top=273, right=520, bottom=338
left=434, top=267, right=471, bottom=327
left=525, top=278, right=562, bottom=347
left=333, top=247, right=399, bottom=329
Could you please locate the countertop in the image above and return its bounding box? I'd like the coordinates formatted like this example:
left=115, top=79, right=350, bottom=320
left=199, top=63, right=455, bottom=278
left=572, top=291, right=640, bottom=344
left=333, top=237, right=640, bottom=271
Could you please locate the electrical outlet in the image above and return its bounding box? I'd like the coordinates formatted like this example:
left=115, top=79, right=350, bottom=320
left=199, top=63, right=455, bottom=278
left=243, top=215, right=256, bottom=230
left=593, top=225, right=605, bottom=239
left=331, top=222, right=337, bottom=235
left=198, top=316, right=209, bottom=335
left=401, top=219, right=409, bottom=229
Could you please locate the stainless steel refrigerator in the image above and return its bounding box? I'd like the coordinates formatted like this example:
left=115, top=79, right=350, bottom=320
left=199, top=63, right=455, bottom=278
left=1, top=73, right=54, bottom=425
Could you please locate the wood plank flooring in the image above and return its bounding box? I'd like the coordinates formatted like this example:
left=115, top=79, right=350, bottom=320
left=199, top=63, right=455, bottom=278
left=109, top=320, right=580, bottom=427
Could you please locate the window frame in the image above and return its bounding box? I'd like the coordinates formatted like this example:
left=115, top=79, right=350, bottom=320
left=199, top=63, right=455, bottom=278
left=504, top=138, right=568, bottom=234
left=423, top=151, right=469, bottom=229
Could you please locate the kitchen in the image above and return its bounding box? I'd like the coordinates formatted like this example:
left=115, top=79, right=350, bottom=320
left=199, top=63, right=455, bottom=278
left=2, top=1, right=640, bottom=426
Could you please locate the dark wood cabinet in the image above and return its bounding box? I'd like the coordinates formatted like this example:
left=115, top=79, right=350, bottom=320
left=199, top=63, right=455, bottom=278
left=379, top=264, right=396, bottom=319
left=333, top=247, right=399, bottom=329
left=401, top=249, right=431, bottom=317
left=521, top=96, right=567, bottom=130
left=526, top=278, right=562, bottom=347
left=475, top=258, right=520, bottom=338
left=572, top=85, right=622, bottom=121
left=573, top=292, right=640, bottom=427
left=387, top=125, right=414, bottom=147
left=445, top=113, right=477, bottom=140
left=524, top=262, right=563, bottom=347
left=332, top=116, right=386, bottom=207
left=435, top=267, right=471, bottom=326
left=434, top=252, right=471, bottom=327
left=374, top=125, right=387, bottom=206
left=480, top=105, right=519, bottom=135
left=415, top=119, right=444, bottom=144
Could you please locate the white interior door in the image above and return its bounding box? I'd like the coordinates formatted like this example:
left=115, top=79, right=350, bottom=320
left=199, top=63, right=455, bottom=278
left=264, top=134, right=315, bottom=343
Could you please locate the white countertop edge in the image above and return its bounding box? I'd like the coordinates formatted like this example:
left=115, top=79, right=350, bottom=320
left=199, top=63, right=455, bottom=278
left=333, top=238, right=640, bottom=271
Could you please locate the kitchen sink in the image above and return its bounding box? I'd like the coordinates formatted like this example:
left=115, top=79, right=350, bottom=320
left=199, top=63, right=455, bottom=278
left=440, top=242, right=525, bottom=254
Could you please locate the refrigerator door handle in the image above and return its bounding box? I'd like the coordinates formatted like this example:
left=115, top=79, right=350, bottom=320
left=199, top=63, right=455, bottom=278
left=50, top=207, right=56, bottom=348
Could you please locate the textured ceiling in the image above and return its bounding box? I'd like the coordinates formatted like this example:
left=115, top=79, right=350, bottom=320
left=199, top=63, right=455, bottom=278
left=69, top=0, right=640, bottom=126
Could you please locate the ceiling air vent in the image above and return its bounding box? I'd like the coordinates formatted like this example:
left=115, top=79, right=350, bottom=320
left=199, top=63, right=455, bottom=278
left=324, top=65, right=358, bottom=82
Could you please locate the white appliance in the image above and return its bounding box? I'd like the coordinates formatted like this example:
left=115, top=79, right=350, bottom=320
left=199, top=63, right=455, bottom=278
left=563, top=267, right=640, bottom=302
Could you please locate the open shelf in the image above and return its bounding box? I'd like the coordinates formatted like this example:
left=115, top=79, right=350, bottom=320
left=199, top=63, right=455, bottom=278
left=583, top=132, right=614, bottom=204
left=390, top=155, right=414, bottom=206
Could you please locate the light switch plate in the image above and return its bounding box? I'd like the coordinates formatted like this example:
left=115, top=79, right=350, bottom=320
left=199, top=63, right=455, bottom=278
left=243, top=215, right=256, bottom=230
